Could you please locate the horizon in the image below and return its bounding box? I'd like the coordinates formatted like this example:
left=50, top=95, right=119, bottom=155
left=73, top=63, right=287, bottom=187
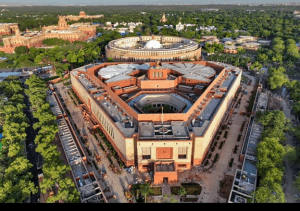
left=1, top=0, right=300, bottom=6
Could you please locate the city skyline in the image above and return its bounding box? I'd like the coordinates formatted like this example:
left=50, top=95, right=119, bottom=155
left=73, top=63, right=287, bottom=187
left=1, top=0, right=300, bottom=6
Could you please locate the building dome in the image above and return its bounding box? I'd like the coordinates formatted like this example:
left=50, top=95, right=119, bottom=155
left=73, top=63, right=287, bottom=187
left=145, top=39, right=161, bottom=49
left=79, top=11, right=86, bottom=17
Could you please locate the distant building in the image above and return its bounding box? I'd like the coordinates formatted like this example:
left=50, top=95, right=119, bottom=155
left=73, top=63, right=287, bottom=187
left=236, top=36, right=257, bottom=43
left=157, top=25, right=173, bottom=30
left=175, top=22, right=196, bottom=32
left=0, top=57, right=7, bottom=61
left=198, top=25, right=217, bottom=32
left=223, top=45, right=238, bottom=54
left=257, top=39, right=271, bottom=46
left=199, top=36, right=219, bottom=44
left=160, top=14, right=167, bottom=23
left=201, top=8, right=219, bottom=12
left=241, top=42, right=260, bottom=51
left=63, top=11, right=104, bottom=22
left=0, top=17, right=98, bottom=53
left=105, top=35, right=201, bottom=62
left=0, top=23, right=19, bottom=35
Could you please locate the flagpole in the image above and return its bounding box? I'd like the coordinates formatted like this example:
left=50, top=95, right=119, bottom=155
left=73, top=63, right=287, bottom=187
left=162, top=106, right=164, bottom=138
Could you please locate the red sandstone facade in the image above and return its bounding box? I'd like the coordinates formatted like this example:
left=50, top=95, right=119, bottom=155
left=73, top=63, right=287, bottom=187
left=0, top=23, right=19, bottom=36
left=63, top=11, right=104, bottom=22
left=0, top=17, right=97, bottom=53
left=70, top=61, right=241, bottom=184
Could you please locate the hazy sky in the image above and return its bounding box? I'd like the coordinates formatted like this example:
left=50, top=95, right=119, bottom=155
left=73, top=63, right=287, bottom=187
left=1, top=0, right=299, bottom=6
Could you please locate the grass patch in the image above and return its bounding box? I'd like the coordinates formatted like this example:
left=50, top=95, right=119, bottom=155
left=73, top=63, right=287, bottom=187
left=237, top=134, right=241, bottom=142
left=43, top=75, right=59, bottom=82
left=150, top=187, right=162, bottom=196
left=181, top=183, right=202, bottom=195
left=181, top=197, right=198, bottom=202
left=229, top=158, right=234, bottom=167
left=218, top=141, right=224, bottom=149
left=240, top=121, right=245, bottom=132
left=213, top=153, right=219, bottom=163
left=233, top=145, right=238, bottom=154
left=247, top=84, right=258, bottom=112
left=92, top=159, right=99, bottom=170
left=63, top=81, right=71, bottom=86
left=223, top=131, right=228, bottom=138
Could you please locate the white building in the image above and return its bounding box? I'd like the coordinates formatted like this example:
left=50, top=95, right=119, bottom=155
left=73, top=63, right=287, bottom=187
left=157, top=25, right=173, bottom=30
left=197, top=25, right=217, bottom=32
left=175, top=22, right=196, bottom=32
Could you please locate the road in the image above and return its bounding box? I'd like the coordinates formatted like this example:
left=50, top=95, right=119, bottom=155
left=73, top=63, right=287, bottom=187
left=23, top=88, right=41, bottom=203
left=280, top=98, right=300, bottom=202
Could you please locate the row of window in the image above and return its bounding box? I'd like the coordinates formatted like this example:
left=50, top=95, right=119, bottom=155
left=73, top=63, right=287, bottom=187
left=152, top=71, right=163, bottom=78
left=91, top=98, right=115, bottom=140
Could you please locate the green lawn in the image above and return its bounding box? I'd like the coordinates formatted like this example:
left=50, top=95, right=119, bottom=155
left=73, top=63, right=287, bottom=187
left=150, top=187, right=162, bottom=196
left=181, top=197, right=198, bottom=202
left=171, top=183, right=202, bottom=196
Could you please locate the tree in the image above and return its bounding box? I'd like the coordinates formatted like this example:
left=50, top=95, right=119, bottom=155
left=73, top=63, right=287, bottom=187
left=256, top=137, right=286, bottom=176
left=252, top=183, right=286, bottom=203
left=14, top=46, right=29, bottom=56
left=177, top=186, right=187, bottom=198
left=284, top=144, right=297, bottom=164
left=140, top=183, right=152, bottom=203
left=237, top=47, right=246, bottom=54
left=107, top=57, right=114, bottom=62
left=257, top=53, right=268, bottom=65
left=260, top=167, right=283, bottom=187
left=250, top=61, right=262, bottom=71
left=56, top=67, right=64, bottom=78
left=268, top=72, right=289, bottom=90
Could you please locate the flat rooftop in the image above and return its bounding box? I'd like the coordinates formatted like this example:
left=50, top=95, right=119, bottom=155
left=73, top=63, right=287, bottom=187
left=71, top=62, right=241, bottom=139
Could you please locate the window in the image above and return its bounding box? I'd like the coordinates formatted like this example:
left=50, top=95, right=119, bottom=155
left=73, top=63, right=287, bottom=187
left=178, top=146, right=187, bottom=159
left=142, top=147, right=151, bottom=160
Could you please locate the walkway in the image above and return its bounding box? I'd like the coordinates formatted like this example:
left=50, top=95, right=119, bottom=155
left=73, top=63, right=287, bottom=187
left=176, top=72, right=256, bottom=203
left=55, top=82, right=134, bottom=203
left=280, top=98, right=299, bottom=202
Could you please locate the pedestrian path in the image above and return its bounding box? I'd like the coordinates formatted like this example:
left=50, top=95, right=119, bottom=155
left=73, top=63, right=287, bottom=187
left=161, top=181, right=171, bottom=196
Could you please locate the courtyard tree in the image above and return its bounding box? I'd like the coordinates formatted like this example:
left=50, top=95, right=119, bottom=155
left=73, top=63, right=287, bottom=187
left=140, top=183, right=153, bottom=203
left=252, top=183, right=286, bottom=203
left=177, top=186, right=187, bottom=198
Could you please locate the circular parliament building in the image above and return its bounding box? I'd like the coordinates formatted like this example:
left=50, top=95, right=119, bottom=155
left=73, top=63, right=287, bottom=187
left=105, top=35, right=201, bottom=62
